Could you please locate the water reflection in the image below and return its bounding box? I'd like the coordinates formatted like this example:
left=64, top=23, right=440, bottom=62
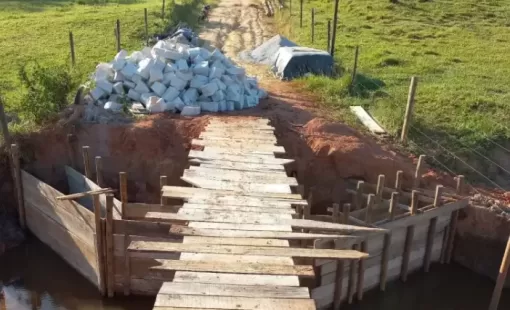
left=0, top=238, right=154, bottom=310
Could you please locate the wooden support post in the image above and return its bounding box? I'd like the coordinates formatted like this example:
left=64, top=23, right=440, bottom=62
left=401, top=76, right=418, bottom=144
left=350, top=46, right=359, bottom=90
left=161, top=0, right=166, bottom=19
left=312, top=239, right=323, bottom=288
left=354, top=181, right=364, bottom=210
left=105, top=194, right=114, bottom=297
left=332, top=203, right=340, bottom=223
left=401, top=225, right=414, bottom=282
left=445, top=175, right=464, bottom=263
left=116, top=19, right=121, bottom=52
left=389, top=192, right=399, bottom=221
left=144, top=8, right=149, bottom=46
left=124, top=233, right=131, bottom=296
left=410, top=190, right=419, bottom=214
left=395, top=170, right=403, bottom=191
left=11, top=144, right=25, bottom=229
left=66, top=134, right=76, bottom=168
left=356, top=241, right=367, bottom=301
left=379, top=231, right=391, bottom=291
left=95, top=156, right=104, bottom=188
left=304, top=193, right=312, bottom=219
left=488, top=235, right=510, bottom=310
left=343, top=203, right=350, bottom=224
left=375, top=174, right=385, bottom=204
left=119, top=172, right=128, bottom=219
left=82, top=146, right=92, bottom=179
left=311, top=8, right=315, bottom=43
left=299, top=0, right=303, bottom=27
left=347, top=243, right=357, bottom=304
left=327, top=19, right=331, bottom=54
left=0, top=99, right=11, bottom=148
left=333, top=240, right=344, bottom=310
left=69, top=31, right=76, bottom=66
left=160, top=175, right=168, bottom=206
left=365, top=194, right=375, bottom=224
left=413, top=155, right=425, bottom=188
left=424, top=185, right=442, bottom=272
left=92, top=194, right=106, bottom=296
left=330, top=0, right=340, bottom=57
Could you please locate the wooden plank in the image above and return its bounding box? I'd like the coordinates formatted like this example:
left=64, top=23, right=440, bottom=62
left=170, top=226, right=361, bottom=241
left=349, top=106, right=385, bottom=134
left=182, top=236, right=289, bottom=247
left=201, top=146, right=284, bottom=156
left=189, top=151, right=293, bottom=166
left=208, top=118, right=270, bottom=125
left=185, top=168, right=297, bottom=185
left=177, top=209, right=292, bottom=220
left=113, top=219, right=174, bottom=238
left=181, top=203, right=296, bottom=214
left=203, top=129, right=276, bottom=137
left=179, top=253, right=294, bottom=265
left=22, top=170, right=96, bottom=247
left=192, top=139, right=284, bottom=153
left=186, top=197, right=294, bottom=208
left=162, top=186, right=306, bottom=204
left=128, top=241, right=368, bottom=260
left=93, top=195, right=106, bottom=296
left=65, top=166, right=123, bottom=219
left=124, top=203, right=181, bottom=219
left=181, top=176, right=292, bottom=194
left=190, top=159, right=285, bottom=172
left=151, top=260, right=314, bottom=277
left=200, top=132, right=277, bottom=141
left=25, top=202, right=99, bottom=287
left=206, top=122, right=274, bottom=129
left=158, top=282, right=310, bottom=299
left=173, top=272, right=300, bottom=286
left=105, top=195, right=114, bottom=297
left=56, top=188, right=116, bottom=200
left=189, top=222, right=293, bottom=232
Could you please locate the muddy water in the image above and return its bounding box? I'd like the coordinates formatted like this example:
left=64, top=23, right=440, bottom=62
left=1, top=238, right=509, bottom=310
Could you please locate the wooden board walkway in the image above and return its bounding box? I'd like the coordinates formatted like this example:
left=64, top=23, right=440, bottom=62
left=137, top=118, right=373, bottom=310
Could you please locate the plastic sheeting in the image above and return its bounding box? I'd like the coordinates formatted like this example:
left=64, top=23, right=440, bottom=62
left=272, top=46, right=333, bottom=80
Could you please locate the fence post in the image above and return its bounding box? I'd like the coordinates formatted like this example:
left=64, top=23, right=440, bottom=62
left=69, top=31, right=76, bottom=66
left=300, top=0, right=303, bottom=27
left=401, top=76, right=418, bottom=144
left=162, top=0, right=166, bottom=19
left=350, top=46, right=359, bottom=89
left=330, top=0, right=340, bottom=57
left=327, top=19, right=331, bottom=54
left=144, top=8, right=149, bottom=46
left=311, top=8, right=315, bottom=43
left=116, top=19, right=121, bottom=52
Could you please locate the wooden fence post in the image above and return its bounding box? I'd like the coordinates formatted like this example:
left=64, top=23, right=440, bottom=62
left=95, top=156, right=104, bottom=187
left=330, top=0, right=340, bottom=57
left=401, top=76, right=418, bottom=144
left=120, top=172, right=128, bottom=219
left=105, top=194, right=114, bottom=297
left=350, top=46, right=359, bottom=89
left=311, top=8, right=315, bottom=43
left=82, top=146, right=92, bottom=179
left=69, top=31, right=76, bottom=66
left=92, top=194, right=106, bottom=296
left=11, top=144, right=25, bottom=230
left=327, top=19, right=331, bottom=54
left=300, top=0, right=303, bottom=27
left=144, top=8, right=149, bottom=46
left=116, top=19, right=121, bottom=52
left=489, top=235, right=510, bottom=310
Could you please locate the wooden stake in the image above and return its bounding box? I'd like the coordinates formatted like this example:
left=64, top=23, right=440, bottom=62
left=119, top=172, right=128, bottom=219
left=488, top=235, right=510, bottom=310
left=327, top=19, right=331, bottom=54
left=375, top=174, right=385, bottom=204
left=354, top=180, right=364, bottom=210
left=56, top=188, right=115, bottom=200
left=389, top=192, right=399, bottom=221
left=116, top=19, right=121, bottom=52
left=413, top=155, right=425, bottom=188
left=401, top=76, right=418, bottom=144
left=0, top=99, right=11, bottom=148
left=124, top=233, right=131, bottom=296
left=332, top=203, right=340, bottom=223
left=379, top=231, right=391, bottom=291
left=365, top=194, right=375, bottom=224
left=69, top=31, right=76, bottom=66
left=356, top=241, right=367, bottom=301
left=160, top=175, right=168, bottom=206
left=311, top=8, right=315, bottom=43
left=445, top=175, right=464, bottom=263
left=95, top=156, right=104, bottom=187
left=330, top=0, right=340, bottom=57
left=347, top=243, right=357, bottom=304
left=333, top=240, right=344, bottom=309
left=299, top=0, right=303, bottom=27
left=395, top=170, right=403, bottom=191
left=144, top=8, right=149, bottom=46
left=11, top=144, right=25, bottom=229
left=401, top=225, right=414, bottom=282
left=410, top=190, right=419, bottom=215
left=92, top=194, right=106, bottom=296
left=424, top=185, right=443, bottom=272
left=82, top=146, right=92, bottom=179
left=350, top=46, right=359, bottom=90
left=343, top=203, right=350, bottom=224
left=105, top=194, right=114, bottom=297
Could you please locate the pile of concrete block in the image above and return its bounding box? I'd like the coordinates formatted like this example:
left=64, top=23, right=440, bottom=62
left=89, top=39, right=267, bottom=116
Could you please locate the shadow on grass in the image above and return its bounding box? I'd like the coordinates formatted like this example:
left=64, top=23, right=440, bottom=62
left=349, top=73, right=386, bottom=98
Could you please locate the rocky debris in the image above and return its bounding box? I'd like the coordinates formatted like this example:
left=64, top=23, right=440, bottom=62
left=471, top=193, right=510, bottom=217
left=85, top=35, right=267, bottom=120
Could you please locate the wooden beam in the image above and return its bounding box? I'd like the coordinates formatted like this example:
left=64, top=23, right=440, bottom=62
left=333, top=239, right=345, bottom=309
left=424, top=185, right=443, bottom=272
left=192, top=139, right=285, bottom=154
left=188, top=150, right=293, bottom=165
left=489, top=236, right=510, bottom=310
left=151, top=260, right=315, bottom=277
left=105, top=194, right=114, bottom=297
left=181, top=203, right=297, bottom=214
left=92, top=194, right=106, bottom=296
left=379, top=232, right=391, bottom=291
left=347, top=243, right=358, bottom=304
left=356, top=241, right=367, bottom=301
left=128, top=241, right=369, bottom=260
left=119, top=172, right=127, bottom=219
left=184, top=168, right=298, bottom=185
left=56, top=188, right=116, bottom=200
left=181, top=176, right=292, bottom=194
left=199, top=132, right=277, bottom=142
left=400, top=225, right=414, bottom=282
left=182, top=236, right=289, bottom=247
left=189, top=159, right=285, bottom=172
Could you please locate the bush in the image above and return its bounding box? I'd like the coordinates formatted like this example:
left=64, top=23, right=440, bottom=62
left=18, top=62, right=80, bottom=124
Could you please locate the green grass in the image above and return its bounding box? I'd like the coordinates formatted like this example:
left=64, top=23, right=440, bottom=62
left=276, top=0, right=510, bottom=186
left=0, top=0, right=206, bottom=131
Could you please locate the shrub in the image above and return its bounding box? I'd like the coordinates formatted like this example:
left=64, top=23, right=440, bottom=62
left=18, top=62, right=80, bottom=124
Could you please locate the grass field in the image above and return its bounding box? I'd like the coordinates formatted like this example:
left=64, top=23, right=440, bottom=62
left=275, top=0, right=510, bottom=186
left=0, top=0, right=205, bottom=129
